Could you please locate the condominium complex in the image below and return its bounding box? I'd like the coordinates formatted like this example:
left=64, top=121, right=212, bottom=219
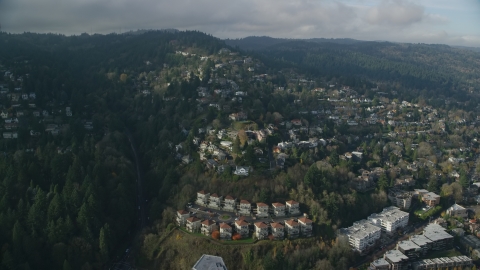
left=339, top=219, right=382, bottom=252
left=368, top=206, right=409, bottom=233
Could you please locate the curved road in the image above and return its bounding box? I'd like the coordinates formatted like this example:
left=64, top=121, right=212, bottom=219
left=111, top=130, right=146, bottom=270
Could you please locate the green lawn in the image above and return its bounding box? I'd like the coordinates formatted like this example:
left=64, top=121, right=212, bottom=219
left=425, top=249, right=462, bottom=259
left=219, top=215, right=231, bottom=220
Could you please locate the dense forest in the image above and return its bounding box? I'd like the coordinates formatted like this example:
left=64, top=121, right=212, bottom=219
left=227, top=37, right=480, bottom=101
left=0, top=30, right=479, bottom=269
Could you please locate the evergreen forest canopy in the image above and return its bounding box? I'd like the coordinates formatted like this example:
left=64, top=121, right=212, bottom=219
left=0, top=30, right=478, bottom=270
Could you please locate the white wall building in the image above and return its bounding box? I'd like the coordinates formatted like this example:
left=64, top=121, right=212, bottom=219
left=339, top=219, right=381, bottom=252
left=368, top=206, right=409, bottom=233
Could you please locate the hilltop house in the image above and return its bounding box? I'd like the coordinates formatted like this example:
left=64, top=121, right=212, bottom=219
left=208, top=193, right=222, bottom=209
left=446, top=204, right=468, bottom=219
left=234, top=166, right=250, bottom=176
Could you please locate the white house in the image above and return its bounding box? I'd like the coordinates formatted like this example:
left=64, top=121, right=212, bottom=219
left=219, top=223, right=232, bottom=240
left=254, top=222, right=269, bottom=240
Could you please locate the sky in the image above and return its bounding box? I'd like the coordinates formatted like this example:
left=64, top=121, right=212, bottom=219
left=0, top=0, right=479, bottom=47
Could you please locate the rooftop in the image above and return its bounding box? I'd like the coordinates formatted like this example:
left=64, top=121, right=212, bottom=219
left=254, top=222, right=268, bottom=229
left=384, top=250, right=409, bottom=263
left=449, top=203, right=466, bottom=211
left=219, top=223, right=231, bottom=229
left=285, top=219, right=299, bottom=227
left=422, top=192, right=440, bottom=200
left=286, top=200, right=299, bottom=205
left=368, top=206, right=409, bottom=223
left=339, top=219, right=381, bottom=240
left=423, top=224, right=453, bottom=242
left=272, top=202, right=285, bottom=207
left=298, top=217, right=313, bottom=224
left=192, top=254, right=227, bottom=270
left=397, top=240, right=421, bottom=251
left=370, top=258, right=389, bottom=267
left=271, top=222, right=284, bottom=229
left=409, top=234, right=432, bottom=247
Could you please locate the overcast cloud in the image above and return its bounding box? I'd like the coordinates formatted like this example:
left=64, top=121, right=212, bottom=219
left=0, top=0, right=479, bottom=47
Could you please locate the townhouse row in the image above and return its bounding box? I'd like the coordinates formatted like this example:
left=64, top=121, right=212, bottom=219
left=196, top=190, right=302, bottom=217
left=176, top=210, right=313, bottom=240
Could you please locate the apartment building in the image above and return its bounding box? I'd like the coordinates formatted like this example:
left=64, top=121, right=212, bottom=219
left=409, top=235, right=433, bottom=256
left=422, top=224, right=453, bottom=251
left=272, top=202, right=286, bottom=217
left=187, top=217, right=202, bottom=233
left=422, top=192, right=441, bottom=207
left=298, top=217, right=313, bottom=237
left=340, top=219, right=381, bottom=253
left=285, top=219, right=300, bottom=238
left=208, top=193, right=222, bottom=209
left=223, top=195, right=236, bottom=211
left=239, top=200, right=252, bottom=215
left=219, top=223, right=232, bottom=240
left=388, top=189, right=413, bottom=210
left=285, top=200, right=300, bottom=215
left=254, top=222, right=269, bottom=240
left=176, top=210, right=190, bottom=226
left=368, top=206, right=409, bottom=234
left=201, top=219, right=216, bottom=236
left=384, top=250, right=409, bottom=270
left=397, top=240, right=422, bottom=260
left=412, top=256, right=472, bottom=270
left=256, top=202, right=269, bottom=218
left=270, top=222, right=284, bottom=240
left=369, top=258, right=390, bottom=270
left=234, top=219, right=249, bottom=238
left=196, top=190, right=210, bottom=206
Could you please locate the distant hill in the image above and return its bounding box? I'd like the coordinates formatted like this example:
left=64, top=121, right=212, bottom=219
left=225, top=36, right=363, bottom=51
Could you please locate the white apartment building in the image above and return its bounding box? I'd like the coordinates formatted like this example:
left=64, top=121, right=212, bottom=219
left=368, top=206, right=409, bottom=233
left=256, top=202, right=269, bottom=218
left=239, top=200, right=251, bottom=215
left=286, top=200, right=300, bottom=215
left=340, top=219, right=381, bottom=252
left=235, top=219, right=249, bottom=237
left=196, top=190, right=210, bottom=206
left=272, top=202, right=285, bottom=217
left=254, top=222, right=269, bottom=240
left=223, top=195, right=236, bottom=211
left=208, top=193, right=222, bottom=209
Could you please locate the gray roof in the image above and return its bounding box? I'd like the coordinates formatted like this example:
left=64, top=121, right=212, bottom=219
left=339, top=219, right=381, bottom=240
left=460, top=235, right=480, bottom=249
left=423, top=224, right=453, bottom=242
left=410, top=234, right=433, bottom=247
left=192, top=254, right=227, bottom=270
left=368, top=206, right=409, bottom=223
left=384, top=250, right=409, bottom=263
left=397, top=240, right=421, bottom=251
left=370, top=258, right=389, bottom=267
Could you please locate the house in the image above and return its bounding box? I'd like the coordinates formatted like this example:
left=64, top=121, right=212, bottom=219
left=219, top=223, right=232, bottom=240
left=21, top=93, right=28, bottom=100
left=239, top=200, right=251, bottom=215
left=256, top=202, right=269, bottom=218
left=286, top=200, right=301, bottom=215
left=206, top=159, right=219, bottom=170
left=33, top=111, right=40, bottom=117
left=29, top=93, right=36, bottom=99
left=298, top=217, right=313, bottom=237
left=270, top=222, right=285, bottom=240
left=291, top=119, right=302, bottom=126
left=446, top=204, right=468, bottom=219
left=254, top=222, right=269, bottom=240
left=186, top=217, right=201, bottom=233
left=196, top=190, right=210, bottom=206
left=235, top=219, right=249, bottom=238
left=66, top=107, right=72, bottom=117
left=234, top=166, right=250, bottom=176
left=272, top=202, right=285, bottom=217
left=0, top=111, right=8, bottom=119
left=223, top=195, right=236, bottom=211
left=208, top=193, right=222, bottom=209
left=201, top=220, right=216, bottom=236
left=176, top=210, right=190, bottom=226
left=285, top=219, right=300, bottom=238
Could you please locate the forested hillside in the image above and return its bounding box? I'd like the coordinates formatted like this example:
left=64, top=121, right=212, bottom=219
left=0, top=30, right=479, bottom=270
left=227, top=37, right=480, bottom=100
